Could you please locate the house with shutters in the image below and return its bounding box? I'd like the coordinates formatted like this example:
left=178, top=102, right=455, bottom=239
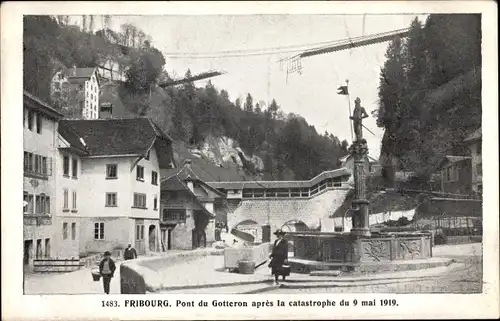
left=464, top=128, right=482, bottom=194
left=58, top=117, right=175, bottom=256
left=23, top=91, right=64, bottom=267
left=159, top=160, right=225, bottom=250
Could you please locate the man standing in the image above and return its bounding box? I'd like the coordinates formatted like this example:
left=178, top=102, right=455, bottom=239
left=99, top=251, right=116, bottom=294
left=123, top=243, right=137, bottom=260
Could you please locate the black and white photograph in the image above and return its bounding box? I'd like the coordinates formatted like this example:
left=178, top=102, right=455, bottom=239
left=1, top=1, right=498, bottom=320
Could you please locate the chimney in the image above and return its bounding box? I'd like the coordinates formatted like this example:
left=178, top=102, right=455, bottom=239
left=184, top=159, right=192, bottom=170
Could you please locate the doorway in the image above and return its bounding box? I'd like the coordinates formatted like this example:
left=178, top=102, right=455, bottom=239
left=24, top=240, right=33, bottom=265
left=148, top=225, right=157, bottom=252
left=167, top=229, right=172, bottom=250
left=135, top=220, right=145, bottom=255
left=36, top=239, right=42, bottom=259
left=44, top=238, right=51, bottom=258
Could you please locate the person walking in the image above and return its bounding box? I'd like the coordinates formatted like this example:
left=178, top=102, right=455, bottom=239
left=99, top=251, right=116, bottom=294
left=123, top=243, right=137, bottom=260
left=269, top=229, right=288, bottom=286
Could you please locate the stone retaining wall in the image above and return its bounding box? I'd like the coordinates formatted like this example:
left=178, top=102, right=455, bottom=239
left=120, top=248, right=223, bottom=294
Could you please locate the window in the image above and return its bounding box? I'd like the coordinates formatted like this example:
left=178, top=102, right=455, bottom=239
left=23, top=192, right=29, bottom=213
left=133, top=193, right=147, bottom=209
left=63, top=189, right=69, bottom=210
left=45, top=196, right=50, bottom=214
left=445, top=166, right=458, bottom=182
left=72, top=159, right=78, bottom=178
left=63, top=222, right=68, bottom=240
left=35, top=195, right=41, bottom=214
left=63, top=156, right=70, bottom=176
left=94, top=222, right=104, bottom=240
left=476, top=164, right=482, bottom=176
left=151, top=171, right=158, bottom=185
left=71, top=223, right=76, bottom=240
left=136, top=165, right=144, bottom=181
left=72, top=191, right=77, bottom=210
left=106, top=164, right=117, bottom=179
left=153, top=195, right=158, bottom=210
left=42, top=157, right=47, bottom=175
left=28, top=110, right=34, bottom=131
left=105, top=193, right=117, bottom=207
left=36, top=113, right=42, bottom=134
left=26, top=194, right=34, bottom=213
left=24, top=152, right=50, bottom=177
left=166, top=210, right=186, bottom=223
left=136, top=224, right=145, bottom=240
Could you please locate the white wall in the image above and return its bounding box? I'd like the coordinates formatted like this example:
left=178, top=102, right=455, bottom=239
left=53, top=140, right=83, bottom=258
left=83, top=71, right=100, bottom=119
left=79, top=156, right=133, bottom=217
left=129, top=146, right=161, bottom=220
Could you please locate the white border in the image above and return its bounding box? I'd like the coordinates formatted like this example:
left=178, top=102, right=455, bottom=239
left=1, top=1, right=498, bottom=320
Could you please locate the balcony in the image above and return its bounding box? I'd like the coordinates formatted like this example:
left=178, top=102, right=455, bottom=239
left=24, top=214, right=52, bottom=226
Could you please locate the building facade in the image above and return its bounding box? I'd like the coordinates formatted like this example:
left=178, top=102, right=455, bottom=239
left=438, top=155, right=473, bottom=195
left=51, top=66, right=100, bottom=120
left=464, top=128, right=482, bottom=194
left=160, top=160, right=223, bottom=250
left=58, top=118, right=175, bottom=256
left=339, top=153, right=381, bottom=181
left=23, top=92, right=64, bottom=267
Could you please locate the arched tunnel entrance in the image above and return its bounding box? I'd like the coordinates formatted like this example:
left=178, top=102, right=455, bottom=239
left=280, top=220, right=310, bottom=258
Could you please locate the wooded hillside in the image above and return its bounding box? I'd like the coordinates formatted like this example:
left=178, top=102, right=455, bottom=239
left=23, top=15, right=349, bottom=180
left=376, top=14, right=481, bottom=183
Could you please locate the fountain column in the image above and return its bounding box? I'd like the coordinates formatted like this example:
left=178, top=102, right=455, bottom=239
left=348, top=97, right=371, bottom=237
left=349, top=139, right=371, bottom=237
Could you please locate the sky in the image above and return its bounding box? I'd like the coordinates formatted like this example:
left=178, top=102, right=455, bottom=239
left=71, top=14, right=428, bottom=158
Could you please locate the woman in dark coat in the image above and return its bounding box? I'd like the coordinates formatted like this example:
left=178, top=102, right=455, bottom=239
left=269, top=229, right=288, bottom=285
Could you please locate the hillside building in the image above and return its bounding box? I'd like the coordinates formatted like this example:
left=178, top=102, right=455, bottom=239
left=51, top=65, right=100, bottom=119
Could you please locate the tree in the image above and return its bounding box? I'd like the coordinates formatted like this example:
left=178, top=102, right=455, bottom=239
left=234, top=97, right=242, bottom=109
left=244, top=93, right=253, bottom=113
left=341, top=140, right=349, bottom=154
left=254, top=102, right=262, bottom=114
left=268, top=99, right=279, bottom=119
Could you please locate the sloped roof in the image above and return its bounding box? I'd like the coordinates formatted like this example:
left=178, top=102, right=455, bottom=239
left=68, top=67, right=97, bottom=79
left=59, top=118, right=173, bottom=167
left=464, top=128, right=481, bottom=142
left=161, top=175, right=189, bottom=191
left=58, top=121, right=88, bottom=154
left=23, top=91, right=64, bottom=119
left=161, top=162, right=225, bottom=198
left=438, top=155, right=472, bottom=170
left=160, top=176, right=215, bottom=219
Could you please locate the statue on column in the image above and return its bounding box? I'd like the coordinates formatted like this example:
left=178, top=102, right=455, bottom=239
left=350, top=97, right=369, bottom=142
